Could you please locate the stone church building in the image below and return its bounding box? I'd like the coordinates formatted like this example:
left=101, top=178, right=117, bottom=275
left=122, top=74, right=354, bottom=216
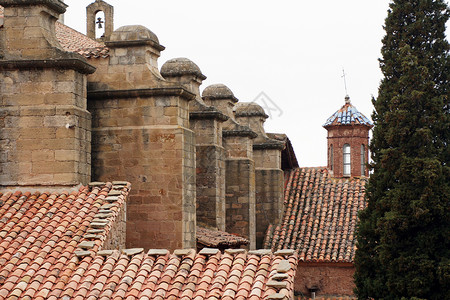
left=0, top=0, right=372, bottom=299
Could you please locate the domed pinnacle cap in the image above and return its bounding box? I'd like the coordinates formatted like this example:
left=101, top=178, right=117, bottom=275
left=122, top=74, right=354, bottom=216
left=107, top=25, right=165, bottom=50
left=323, top=95, right=373, bottom=128
left=235, top=102, right=269, bottom=119
left=160, top=58, right=206, bottom=80
left=202, top=84, right=238, bottom=103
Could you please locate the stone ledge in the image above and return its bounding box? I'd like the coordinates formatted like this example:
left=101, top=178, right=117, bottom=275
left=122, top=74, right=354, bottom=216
left=223, top=129, right=258, bottom=138
left=0, top=59, right=96, bottom=74
left=189, top=110, right=229, bottom=122
left=253, top=140, right=285, bottom=150
left=88, top=87, right=196, bottom=101
left=105, top=39, right=165, bottom=51
left=1, top=0, right=67, bottom=14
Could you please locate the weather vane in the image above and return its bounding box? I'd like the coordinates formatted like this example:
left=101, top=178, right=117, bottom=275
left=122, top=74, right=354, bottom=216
left=341, top=68, right=349, bottom=96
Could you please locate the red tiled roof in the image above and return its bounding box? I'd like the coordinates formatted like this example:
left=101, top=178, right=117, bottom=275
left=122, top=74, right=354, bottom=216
left=264, top=167, right=367, bottom=263
left=0, top=182, right=129, bottom=299
left=0, top=183, right=297, bottom=299
left=197, top=226, right=249, bottom=249
left=58, top=248, right=298, bottom=299
left=55, top=21, right=110, bottom=58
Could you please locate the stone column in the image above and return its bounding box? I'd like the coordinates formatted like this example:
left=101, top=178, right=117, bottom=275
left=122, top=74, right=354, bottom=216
left=0, top=0, right=95, bottom=188
left=87, top=26, right=196, bottom=251
left=235, top=103, right=285, bottom=249
left=202, top=84, right=257, bottom=249
left=160, top=58, right=228, bottom=231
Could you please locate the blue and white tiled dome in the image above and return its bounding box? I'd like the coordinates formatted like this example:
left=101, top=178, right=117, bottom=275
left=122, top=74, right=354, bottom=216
left=323, top=96, right=373, bottom=127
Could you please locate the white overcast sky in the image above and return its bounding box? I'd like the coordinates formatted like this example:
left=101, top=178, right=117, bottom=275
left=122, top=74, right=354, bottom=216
left=64, top=0, right=450, bottom=167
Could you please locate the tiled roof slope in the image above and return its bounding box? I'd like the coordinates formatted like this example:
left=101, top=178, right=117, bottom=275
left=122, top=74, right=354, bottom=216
left=0, top=183, right=297, bottom=299
left=55, top=21, right=110, bottom=58
left=197, top=226, right=250, bottom=249
left=56, top=248, right=298, bottom=300
left=0, top=182, right=129, bottom=299
left=264, top=167, right=367, bottom=263
left=323, top=98, right=373, bottom=128
left=0, top=6, right=108, bottom=58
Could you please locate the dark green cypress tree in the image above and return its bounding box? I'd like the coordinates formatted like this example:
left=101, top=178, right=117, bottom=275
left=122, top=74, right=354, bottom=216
left=355, top=1, right=449, bottom=299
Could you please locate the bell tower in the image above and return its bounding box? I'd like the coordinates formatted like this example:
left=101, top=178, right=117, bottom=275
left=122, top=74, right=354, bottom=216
left=323, top=96, right=373, bottom=178
left=86, top=0, right=114, bottom=41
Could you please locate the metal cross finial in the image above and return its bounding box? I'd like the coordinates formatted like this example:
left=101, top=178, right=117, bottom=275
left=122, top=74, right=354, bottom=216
left=341, top=68, right=349, bottom=97
left=96, top=17, right=104, bottom=29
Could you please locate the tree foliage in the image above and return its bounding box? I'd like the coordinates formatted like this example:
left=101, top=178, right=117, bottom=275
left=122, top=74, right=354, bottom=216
left=354, top=1, right=450, bottom=299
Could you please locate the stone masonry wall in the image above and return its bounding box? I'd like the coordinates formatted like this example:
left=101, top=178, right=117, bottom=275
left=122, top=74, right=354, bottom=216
left=294, top=262, right=355, bottom=297
left=102, top=197, right=126, bottom=250
left=0, top=1, right=93, bottom=187
left=255, top=168, right=283, bottom=249
left=191, top=117, right=225, bottom=231
left=89, top=95, right=196, bottom=251
left=225, top=158, right=256, bottom=249
left=0, top=69, right=91, bottom=187
left=87, top=24, right=197, bottom=251
left=195, top=144, right=226, bottom=230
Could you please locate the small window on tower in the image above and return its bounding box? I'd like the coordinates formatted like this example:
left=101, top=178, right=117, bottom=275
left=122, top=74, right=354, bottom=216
left=361, top=144, right=365, bottom=175
left=330, top=145, right=334, bottom=171
left=343, top=144, right=351, bottom=176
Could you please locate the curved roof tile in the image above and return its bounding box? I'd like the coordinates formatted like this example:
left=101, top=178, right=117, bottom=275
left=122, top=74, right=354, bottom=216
left=264, top=167, right=367, bottom=263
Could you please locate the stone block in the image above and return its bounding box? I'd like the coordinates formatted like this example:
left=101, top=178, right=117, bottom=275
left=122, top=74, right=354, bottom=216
left=55, top=150, right=77, bottom=161
left=122, top=248, right=144, bottom=256
left=266, top=280, right=287, bottom=289
left=78, top=241, right=95, bottom=250
left=147, top=249, right=169, bottom=256
left=277, top=260, right=291, bottom=273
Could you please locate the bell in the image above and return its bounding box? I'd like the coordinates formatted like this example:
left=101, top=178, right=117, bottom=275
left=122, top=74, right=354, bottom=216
left=97, top=17, right=103, bottom=29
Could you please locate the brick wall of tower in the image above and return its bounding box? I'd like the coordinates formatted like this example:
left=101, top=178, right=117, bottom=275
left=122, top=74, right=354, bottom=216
left=326, top=125, right=370, bottom=178
left=294, top=262, right=356, bottom=297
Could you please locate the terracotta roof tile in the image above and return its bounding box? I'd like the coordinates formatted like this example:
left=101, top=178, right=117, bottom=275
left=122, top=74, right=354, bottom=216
left=55, top=21, right=110, bottom=58
left=264, top=167, right=367, bottom=263
left=196, top=226, right=249, bottom=248
left=51, top=249, right=298, bottom=299
left=0, top=183, right=130, bottom=299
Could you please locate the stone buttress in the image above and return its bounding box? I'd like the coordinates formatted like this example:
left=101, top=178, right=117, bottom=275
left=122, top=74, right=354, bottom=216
left=0, top=0, right=95, bottom=187
left=202, top=84, right=257, bottom=249
left=160, top=58, right=228, bottom=232
left=235, top=103, right=285, bottom=249
left=86, top=26, right=196, bottom=251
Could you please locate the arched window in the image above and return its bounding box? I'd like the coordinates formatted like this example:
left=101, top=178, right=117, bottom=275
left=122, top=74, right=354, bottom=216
left=343, top=144, right=351, bottom=176
left=361, top=144, right=365, bottom=175
left=330, top=145, right=334, bottom=171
